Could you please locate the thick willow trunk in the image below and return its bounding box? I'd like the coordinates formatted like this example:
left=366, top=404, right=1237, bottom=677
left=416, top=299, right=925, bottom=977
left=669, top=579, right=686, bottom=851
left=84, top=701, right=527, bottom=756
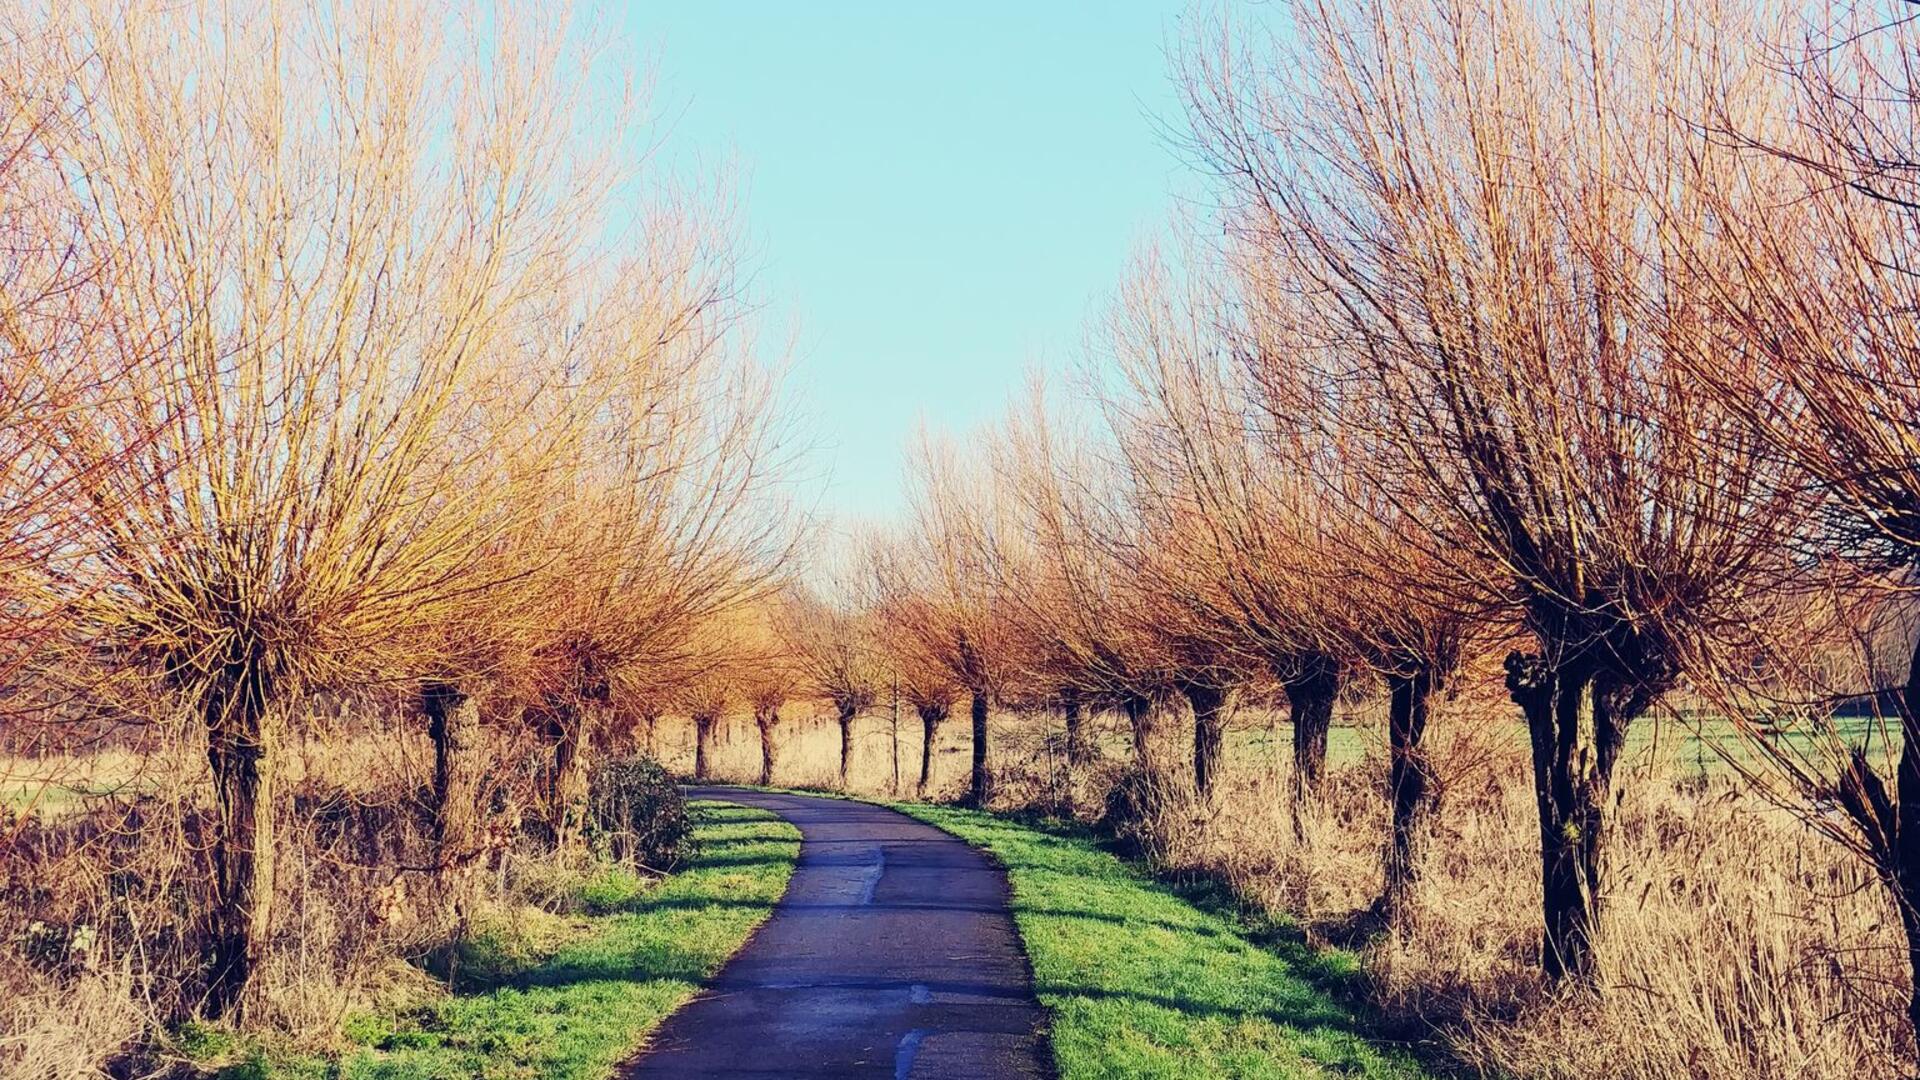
left=641, top=711, right=659, bottom=759
left=968, top=690, right=989, bottom=806
left=203, top=690, right=275, bottom=1019
left=1505, top=650, right=1636, bottom=983
left=837, top=705, right=857, bottom=786
left=1900, top=854, right=1920, bottom=1054
left=1282, top=659, right=1338, bottom=823
left=424, top=684, right=481, bottom=877
left=756, top=710, right=778, bottom=786
left=1381, top=666, right=1436, bottom=920
left=1184, top=682, right=1227, bottom=798
left=544, top=704, right=593, bottom=850
left=1834, top=633, right=1920, bottom=1046
left=1900, top=639, right=1920, bottom=1049
left=694, top=713, right=716, bottom=782
left=917, top=703, right=948, bottom=796
left=1062, top=687, right=1086, bottom=765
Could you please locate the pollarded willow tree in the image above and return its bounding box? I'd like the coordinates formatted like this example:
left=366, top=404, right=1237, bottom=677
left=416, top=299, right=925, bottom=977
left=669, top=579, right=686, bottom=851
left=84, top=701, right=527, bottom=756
left=1096, top=248, right=1349, bottom=813
left=1103, top=242, right=1470, bottom=914
left=17, top=0, right=792, bottom=1015
left=990, top=382, right=1182, bottom=789
left=785, top=580, right=884, bottom=788
left=738, top=594, right=804, bottom=787
left=522, top=331, right=796, bottom=832
left=1677, top=0, right=1920, bottom=1041
left=1235, top=255, right=1480, bottom=918
left=867, top=539, right=964, bottom=796
left=889, top=434, right=1014, bottom=805
left=680, top=667, right=732, bottom=785
left=28, top=0, right=631, bottom=1015
left=1181, top=0, right=1798, bottom=980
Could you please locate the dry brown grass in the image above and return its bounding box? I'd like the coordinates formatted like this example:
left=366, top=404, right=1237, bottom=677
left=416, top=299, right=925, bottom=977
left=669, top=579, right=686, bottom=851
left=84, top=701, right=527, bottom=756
left=0, top=713, right=601, bottom=1077
left=9, top=694, right=1910, bottom=1078
left=651, top=699, right=1055, bottom=803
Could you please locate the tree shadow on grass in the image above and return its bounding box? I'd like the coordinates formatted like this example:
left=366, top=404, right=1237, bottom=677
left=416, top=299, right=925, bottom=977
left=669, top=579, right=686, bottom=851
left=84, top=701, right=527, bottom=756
left=964, top=808, right=1475, bottom=1077
left=677, top=849, right=791, bottom=871
left=505, top=935, right=717, bottom=991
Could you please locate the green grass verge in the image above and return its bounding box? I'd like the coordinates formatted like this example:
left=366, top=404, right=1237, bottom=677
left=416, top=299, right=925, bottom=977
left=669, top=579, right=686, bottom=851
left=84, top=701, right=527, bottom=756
left=894, top=803, right=1433, bottom=1080
left=217, top=801, right=798, bottom=1080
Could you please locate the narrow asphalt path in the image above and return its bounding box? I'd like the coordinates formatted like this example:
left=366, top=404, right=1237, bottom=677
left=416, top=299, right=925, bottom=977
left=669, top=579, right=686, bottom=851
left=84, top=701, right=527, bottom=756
left=621, top=787, right=1053, bottom=1080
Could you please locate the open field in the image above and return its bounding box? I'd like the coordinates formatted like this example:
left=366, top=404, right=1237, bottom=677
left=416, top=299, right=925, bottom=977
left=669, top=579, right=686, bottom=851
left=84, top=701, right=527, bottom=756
left=6, top=702, right=1896, bottom=822
left=623, top=698, right=1902, bottom=798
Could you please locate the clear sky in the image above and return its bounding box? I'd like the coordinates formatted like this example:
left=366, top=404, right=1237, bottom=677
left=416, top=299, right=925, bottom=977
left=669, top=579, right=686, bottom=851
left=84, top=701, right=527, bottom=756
left=616, top=3, right=1202, bottom=524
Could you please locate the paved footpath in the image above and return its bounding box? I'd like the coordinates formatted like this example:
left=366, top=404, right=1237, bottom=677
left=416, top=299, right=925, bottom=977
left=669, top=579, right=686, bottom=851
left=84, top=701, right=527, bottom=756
left=620, top=787, right=1054, bottom=1080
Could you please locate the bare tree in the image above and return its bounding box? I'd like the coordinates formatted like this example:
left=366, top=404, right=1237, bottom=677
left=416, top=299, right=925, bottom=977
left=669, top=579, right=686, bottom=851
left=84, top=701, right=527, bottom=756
left=988, top=383, right=1180, bottom=789
left=20, top=0, right=671, bottom=1014
left=1676, top=0, right=1920, bottom=1041
left=10, top=0, right=799, bottom=1014
left=784, top=579, right=883, bottom=787
left=887, top=436, right=1013, bottom=805
left=1180, top=0, right=1796, bottom=979
left=868, top=546, right=965, bottom=796
left=1101, top=241, right=1470, bottom=911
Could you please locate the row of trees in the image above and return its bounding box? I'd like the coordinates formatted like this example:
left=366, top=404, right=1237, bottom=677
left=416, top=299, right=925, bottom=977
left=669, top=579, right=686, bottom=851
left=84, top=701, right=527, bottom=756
left=0, top=1, right=796, bottom=1018
left=814, top=0, right=1920, bottom=1050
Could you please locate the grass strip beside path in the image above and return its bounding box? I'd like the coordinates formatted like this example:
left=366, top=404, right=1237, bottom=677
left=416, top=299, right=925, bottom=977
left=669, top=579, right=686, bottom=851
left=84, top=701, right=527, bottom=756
left=894, top=803, right=1432, bottom=1080
left=234, top=801, right=798, bottom=1080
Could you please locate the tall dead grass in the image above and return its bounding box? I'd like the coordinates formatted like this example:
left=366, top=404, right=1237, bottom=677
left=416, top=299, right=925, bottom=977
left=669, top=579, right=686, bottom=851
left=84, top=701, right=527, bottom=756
left=0, top=706, right=594, bottom=1077
left=1142, top=714, right=1909, bottom=1079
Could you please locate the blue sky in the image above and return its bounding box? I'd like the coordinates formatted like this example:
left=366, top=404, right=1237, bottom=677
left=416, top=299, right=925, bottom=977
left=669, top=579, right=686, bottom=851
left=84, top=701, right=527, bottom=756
left=616, top=3, right=1203, bottom=523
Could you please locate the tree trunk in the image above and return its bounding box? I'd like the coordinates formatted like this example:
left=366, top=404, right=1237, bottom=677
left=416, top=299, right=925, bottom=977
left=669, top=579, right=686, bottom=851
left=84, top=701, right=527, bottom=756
left=203, top=691, right=275, bottom=1019
left=1062, top=686, right=1086, bottom=765
left=1381, top=665, right=1436, bottom=921
left=1282, top=658, right=1338, bottom=822
left=1899, top=866, right=1920, bottom=1057
left=1504, top=649, right=1636, bottom=983
left=1838, top=633, right=1920, bottom=1045
left=917, top=703, right=947, bottom=796
left=545, top=704, right=593, bottom=849
left=757, top=709, right=778, bottom=787
left=424, top=684, right=481, bottom=876
left=890, top=685, right=901, bottom=795
left=1123, top=695, right=1149, bottom=770
left=694, top=713, right=715, bottom=781
left=838, top=706, right=856, bottom=787
left=1185, top=682, right=1227, bottom=798
left=968, top=689, right=989, bottom=806
left=1899, top=635, right=1920, bottom=1049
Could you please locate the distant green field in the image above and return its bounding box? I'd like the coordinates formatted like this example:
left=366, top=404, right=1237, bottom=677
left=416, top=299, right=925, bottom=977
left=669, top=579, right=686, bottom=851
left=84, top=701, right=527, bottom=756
left=0, top=751, right=153, bottom=816
left=1071, top=705, right=1902, bottom=780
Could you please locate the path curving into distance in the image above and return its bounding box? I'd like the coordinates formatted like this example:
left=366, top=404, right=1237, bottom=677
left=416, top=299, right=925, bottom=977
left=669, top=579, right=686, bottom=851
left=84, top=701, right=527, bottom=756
left=621, top=787, right=1054, bottom=1080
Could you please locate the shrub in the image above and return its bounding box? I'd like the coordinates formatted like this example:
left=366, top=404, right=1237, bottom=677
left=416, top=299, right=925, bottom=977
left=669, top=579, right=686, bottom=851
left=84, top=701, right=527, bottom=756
left=585, top=757, right=696, bottom=871
left=1100, top=764, right=1176, bottom=862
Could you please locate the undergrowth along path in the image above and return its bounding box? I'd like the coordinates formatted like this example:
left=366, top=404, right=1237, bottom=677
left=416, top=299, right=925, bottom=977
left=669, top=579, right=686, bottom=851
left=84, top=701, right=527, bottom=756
left=213, top=801, right=798, bottom=1080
